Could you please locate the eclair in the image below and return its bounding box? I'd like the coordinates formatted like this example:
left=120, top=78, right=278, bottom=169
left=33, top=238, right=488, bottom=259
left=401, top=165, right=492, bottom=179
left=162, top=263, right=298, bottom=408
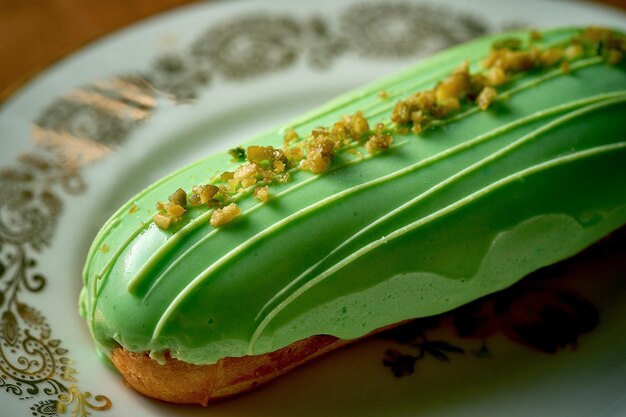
left=80, top=27, right=626, bottom=405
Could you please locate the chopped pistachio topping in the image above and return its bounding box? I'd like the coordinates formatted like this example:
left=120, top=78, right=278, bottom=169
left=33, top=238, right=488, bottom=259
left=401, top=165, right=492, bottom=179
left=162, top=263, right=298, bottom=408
left=578, top=27, right=626, bottom=64
left=220, top=171, right=234, bottom=182
left=253, top=186, right=269, bottom=202
left=152, top=110, right=381, bottom=230
left=486, top=66, right=507, bottom=86
left=565, top=43, right=584, bottom=60
left=392, top=61, right=477, bottom=133
left=392, top=27, right=626, bottom=134
left=476, top=86, right=497, bottom=110
left=153, top=197, right=187, bottom=230
left=190, top=184, right=219, bottom=205
left=210, top=203, right=241, bottom=227
left=228, top=146, right=246, bottom=161
left=168, top=204, right=186, bottom=218
left=151, top=27, right=625, bottom=232
left=283, top=128, right=299, bottom=144
left=169, top=188, right=187, bottom=207
left=300, top=133, right=335, bottom=174
left=365, top=134, right=394, bottom=154
left=153, top=213, right=172, bottom=230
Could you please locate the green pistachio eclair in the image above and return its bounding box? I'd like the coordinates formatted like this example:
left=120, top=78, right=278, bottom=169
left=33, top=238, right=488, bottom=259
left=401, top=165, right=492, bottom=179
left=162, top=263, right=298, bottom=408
left=80, top=27, right=626, bottom=365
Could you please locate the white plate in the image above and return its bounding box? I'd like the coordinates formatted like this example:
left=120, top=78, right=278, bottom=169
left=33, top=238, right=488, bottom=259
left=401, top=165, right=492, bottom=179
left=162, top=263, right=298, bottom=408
left=1, top=1, right=625, bottom=416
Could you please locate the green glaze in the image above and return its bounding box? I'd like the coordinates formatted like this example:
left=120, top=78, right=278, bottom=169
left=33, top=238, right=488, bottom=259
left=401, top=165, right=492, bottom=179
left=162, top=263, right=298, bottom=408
left=80, top=28, right=626, bottom=365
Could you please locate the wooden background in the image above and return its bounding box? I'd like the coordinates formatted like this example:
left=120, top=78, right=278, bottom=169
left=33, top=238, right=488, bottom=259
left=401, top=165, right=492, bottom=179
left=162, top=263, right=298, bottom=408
left=0, top=0, right=624, bottom=102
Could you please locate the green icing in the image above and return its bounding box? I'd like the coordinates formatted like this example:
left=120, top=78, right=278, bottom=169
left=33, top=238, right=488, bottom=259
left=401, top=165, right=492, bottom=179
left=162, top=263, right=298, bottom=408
left=80, top=28, right=626, bottom=365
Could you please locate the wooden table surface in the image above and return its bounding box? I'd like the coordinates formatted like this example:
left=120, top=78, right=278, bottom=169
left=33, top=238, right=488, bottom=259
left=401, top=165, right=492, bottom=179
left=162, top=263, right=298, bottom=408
left=1, top=0, right=625, bottom=102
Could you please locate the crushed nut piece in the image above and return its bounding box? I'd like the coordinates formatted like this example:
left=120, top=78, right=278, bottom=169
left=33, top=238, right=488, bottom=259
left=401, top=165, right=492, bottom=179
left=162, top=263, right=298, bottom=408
left=153, top=213, right=172, bottom=230
left=234, top=163, right=259, bottom=180
left=283, top=128, right=299, bottom=145
left=392, top=62, right=474, bottom=132
left=210, top=203, right=241, bottom=227
left=283, top=145, right=303, bottom=161
left=484, top=49, right=536, bottom=72
left=334, top=111, right=370, bottom=141
left=436, top=62, right=470, bottom=102
left=241, top=177, right=257, bottom=188
left=391, top=100, right=411, bottom=124
left=437, top=97, right=460, bottom=114
left=169, top=188, right=187, bottom=207
left=167, top=203, right=185, bottom=218
left=191, top=184, right=219, bottom=204
left=277, top=172, right=290, bottom=183
left=486, top=66, right=507, bottom=86
left=273, top=160, right=285, bottom=172
left=300, top=149, right=330, bottom=174
left=228, top=146, right=246, bottom=161
left=539, top=48, right=563, bottom=66
left=476, top=86, right=497, bottom=110
left=300, top=134, right=336, bottom=174
left=350, top=112, right=370, bottom=138
left=246, top=146, right=270, bottom=163
left=217, top=185, right=230, bottom=200
left=254, top=186, right=269, bottom=202
left=189, top=194, right=202, bottom=207
left=220, top=171, right=234, bottom=181
left=565, top=43, right=584, bottom=60
left=365, top=134, right=393, bottom=154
